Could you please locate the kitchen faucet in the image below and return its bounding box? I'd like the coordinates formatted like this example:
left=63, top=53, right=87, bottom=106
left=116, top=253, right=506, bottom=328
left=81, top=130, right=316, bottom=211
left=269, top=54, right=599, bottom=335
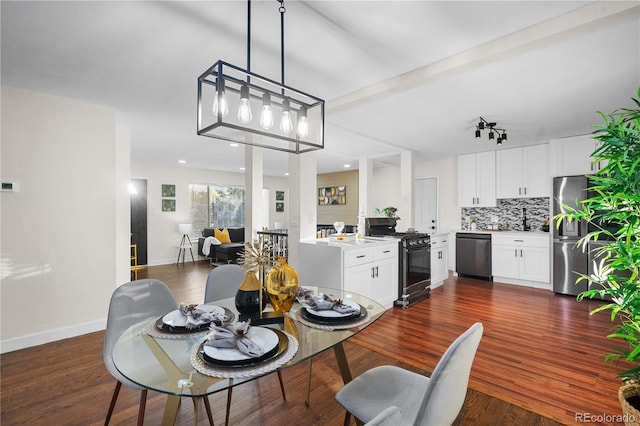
left=523, top=207, right=531, bottom=231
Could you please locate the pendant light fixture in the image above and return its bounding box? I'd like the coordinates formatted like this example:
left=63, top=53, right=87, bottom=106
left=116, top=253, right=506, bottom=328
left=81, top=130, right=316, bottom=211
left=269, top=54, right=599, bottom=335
left=197, top=0, right=324, bottom=154
left=474, top=117, right=507, bottom=145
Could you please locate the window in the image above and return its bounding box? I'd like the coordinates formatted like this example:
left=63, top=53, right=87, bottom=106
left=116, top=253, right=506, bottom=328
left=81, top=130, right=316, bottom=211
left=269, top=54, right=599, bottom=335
left=189, top=184, right=245, bottom=232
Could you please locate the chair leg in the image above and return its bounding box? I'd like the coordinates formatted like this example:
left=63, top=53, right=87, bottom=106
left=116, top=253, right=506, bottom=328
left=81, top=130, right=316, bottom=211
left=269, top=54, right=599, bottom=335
left=305, top=358, right=313, bottom=406
left=137, top=389, right=148, bottom=426
left=277, top=371, right=286, bottom=400
left=104, top=381, right=122, bottom=426
left=203, top=396, right=215, bottom=425
left=343, top=411, right=353, bottom=426
left=225, top=381, right=233, bottom=426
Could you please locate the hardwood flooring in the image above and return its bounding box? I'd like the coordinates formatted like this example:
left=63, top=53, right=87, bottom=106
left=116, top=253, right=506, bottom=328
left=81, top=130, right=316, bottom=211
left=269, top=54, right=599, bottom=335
left=0, top=260, right=625, bottom=425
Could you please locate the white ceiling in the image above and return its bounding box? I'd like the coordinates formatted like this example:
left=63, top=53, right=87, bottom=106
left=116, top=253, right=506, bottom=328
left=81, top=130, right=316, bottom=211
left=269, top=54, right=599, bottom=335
left=2, top=1, right=639, bottom=176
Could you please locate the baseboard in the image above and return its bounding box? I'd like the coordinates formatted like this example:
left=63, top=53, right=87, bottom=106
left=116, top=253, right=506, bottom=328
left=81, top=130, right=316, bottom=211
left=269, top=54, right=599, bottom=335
left=492, top=276, right=551, bottom=290
left=0, top=318, right=106, bottom=354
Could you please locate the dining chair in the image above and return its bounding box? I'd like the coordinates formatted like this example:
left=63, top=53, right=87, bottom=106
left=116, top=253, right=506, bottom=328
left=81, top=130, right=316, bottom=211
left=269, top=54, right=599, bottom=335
left=335, top=322, right=483, bottom=426
left=204, top=265, right=287, bottom=425
left=103, top=279, right=210, bottom=425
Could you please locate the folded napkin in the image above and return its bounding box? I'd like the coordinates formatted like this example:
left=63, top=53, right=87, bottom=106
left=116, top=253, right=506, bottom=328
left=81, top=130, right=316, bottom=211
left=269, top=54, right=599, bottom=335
left=205, top=321, right=265, bottom=358
left=305, top=293, right=360, bottom=315
left=179, top=304, right=225, bottom=329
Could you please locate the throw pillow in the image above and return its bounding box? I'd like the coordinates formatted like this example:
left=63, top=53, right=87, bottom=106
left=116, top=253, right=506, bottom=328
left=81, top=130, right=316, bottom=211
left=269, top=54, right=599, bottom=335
left=214, top=228, right=231, bottom=244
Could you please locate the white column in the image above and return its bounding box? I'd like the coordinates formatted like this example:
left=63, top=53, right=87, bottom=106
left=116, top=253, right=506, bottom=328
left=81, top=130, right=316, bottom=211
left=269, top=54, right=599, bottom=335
left=400, top=151, right=414, bottom=231
left=288, top=150, right=317, bottom=270
left=245, top=144, right=264, bottom=242
left=358, top=157, right=374, bottom=216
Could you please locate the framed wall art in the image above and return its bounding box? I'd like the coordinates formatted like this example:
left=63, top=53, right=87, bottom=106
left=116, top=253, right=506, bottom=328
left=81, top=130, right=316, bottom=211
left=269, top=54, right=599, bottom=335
left=276, top=191, right=285, bottom=201
left=318, top=186, right=346, bottom=205
left=276, top=202, right=284, bottom=212
left=162, top=199, right=176, bottom=212
left=162, top=184, right=176, bottom=198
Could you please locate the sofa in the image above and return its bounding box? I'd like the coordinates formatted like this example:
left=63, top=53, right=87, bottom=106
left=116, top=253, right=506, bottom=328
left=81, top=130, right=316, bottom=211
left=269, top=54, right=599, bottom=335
left=198, top=228, right=245, bottom=264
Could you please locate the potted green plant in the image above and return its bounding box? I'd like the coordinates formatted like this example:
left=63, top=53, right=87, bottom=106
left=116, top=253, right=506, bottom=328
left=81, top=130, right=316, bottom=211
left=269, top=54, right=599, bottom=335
left=375, top=207, right=400, bottom=219
left=554, top=89, right=640, bottom=419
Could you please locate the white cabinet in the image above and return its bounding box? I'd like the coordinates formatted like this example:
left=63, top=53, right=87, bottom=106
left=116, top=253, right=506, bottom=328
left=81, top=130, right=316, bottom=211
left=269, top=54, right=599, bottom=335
left=298, top=239, right=398, bottom=308
left=430, top=234, right=449, bottom=288
left=344, top=245, right=397, bottom=308
left=496, top=145, right=549, bottom=198
left=458, top=151, right=496, bottom=207
left=491, top=234, right=550, bottom=284
left=550, top=135, right=604, bottom=177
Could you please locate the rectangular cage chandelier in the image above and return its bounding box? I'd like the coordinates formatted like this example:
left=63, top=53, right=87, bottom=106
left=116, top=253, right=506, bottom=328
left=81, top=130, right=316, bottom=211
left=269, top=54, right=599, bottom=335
left=197, top=61, right=324, bottom=154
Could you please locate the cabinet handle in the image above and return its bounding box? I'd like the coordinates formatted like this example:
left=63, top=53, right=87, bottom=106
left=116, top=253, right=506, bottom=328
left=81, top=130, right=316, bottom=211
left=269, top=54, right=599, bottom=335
left=376, top=266, right=379, bottom=278
left=383, top=250, right=391, bottom=254
left=514, top=249, right=518, bottom=257
left=514, top=239, right=524, bottom=242
left=371, top=267, right=375, bottom=279
left=524, top=187, right=527, bottom=195
left=519, top=187, right=522, bottom=195
left=520, top=249, right=523, bottom=257
left=357, top=255, right=366, bottom=259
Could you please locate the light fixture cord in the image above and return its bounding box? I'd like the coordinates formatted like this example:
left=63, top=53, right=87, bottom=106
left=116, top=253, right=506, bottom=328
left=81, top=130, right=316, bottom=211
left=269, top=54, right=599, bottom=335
left=279, top=0, right=286, bottom=87
left=247, top=0, right=251, bottom=74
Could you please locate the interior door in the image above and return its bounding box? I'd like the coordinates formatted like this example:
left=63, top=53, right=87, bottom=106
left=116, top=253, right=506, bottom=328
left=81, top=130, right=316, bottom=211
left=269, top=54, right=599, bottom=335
left=130, top=178, right=148, bottom=265
left=415, top=177, right=437, bottom=234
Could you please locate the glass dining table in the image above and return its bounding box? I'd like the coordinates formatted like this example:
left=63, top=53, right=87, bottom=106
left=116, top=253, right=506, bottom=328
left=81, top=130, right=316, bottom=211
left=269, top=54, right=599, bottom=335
left=112, top=286, right=386, bottom=425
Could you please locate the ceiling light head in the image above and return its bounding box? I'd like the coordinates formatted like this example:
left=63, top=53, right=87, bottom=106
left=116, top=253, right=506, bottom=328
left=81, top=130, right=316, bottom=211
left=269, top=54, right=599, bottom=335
left=478, top=121, right=485, bottom=130
left=475, top=128, right=481, bottom=139
left=488, top=131, right=494, bottom=140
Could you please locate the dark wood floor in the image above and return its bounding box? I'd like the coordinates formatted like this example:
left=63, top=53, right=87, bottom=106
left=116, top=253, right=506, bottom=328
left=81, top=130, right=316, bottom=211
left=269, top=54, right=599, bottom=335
left=0, top=260, right=625, bottom=425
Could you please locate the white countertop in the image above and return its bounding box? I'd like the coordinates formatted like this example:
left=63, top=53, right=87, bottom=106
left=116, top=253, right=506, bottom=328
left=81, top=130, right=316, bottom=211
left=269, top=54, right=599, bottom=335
left=455, top=230, right=550, bottom=236
left=300, top=236, right=396, bottom=249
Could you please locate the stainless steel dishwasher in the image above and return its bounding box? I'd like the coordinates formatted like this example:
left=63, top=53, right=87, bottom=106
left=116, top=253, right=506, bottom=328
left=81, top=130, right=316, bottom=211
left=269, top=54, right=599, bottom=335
left=456, top=232, right=492, bottom=280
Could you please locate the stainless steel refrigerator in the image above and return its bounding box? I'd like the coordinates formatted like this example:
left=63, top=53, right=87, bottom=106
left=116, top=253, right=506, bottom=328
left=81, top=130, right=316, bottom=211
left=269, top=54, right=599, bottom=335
left=552, top=176, right=589, bottom=295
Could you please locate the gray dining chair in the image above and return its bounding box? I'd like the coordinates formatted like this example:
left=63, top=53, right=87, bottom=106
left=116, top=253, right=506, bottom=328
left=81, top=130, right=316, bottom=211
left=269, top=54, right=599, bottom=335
left=103, top=279, right=202, bottom=425
left=335, top=322, right=483, bottom=426
left=204, top=264, right=287, bottom=426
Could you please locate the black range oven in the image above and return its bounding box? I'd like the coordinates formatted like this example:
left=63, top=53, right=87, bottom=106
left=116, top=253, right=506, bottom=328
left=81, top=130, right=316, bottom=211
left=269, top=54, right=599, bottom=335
left=365, top=217, right=431, bottom=308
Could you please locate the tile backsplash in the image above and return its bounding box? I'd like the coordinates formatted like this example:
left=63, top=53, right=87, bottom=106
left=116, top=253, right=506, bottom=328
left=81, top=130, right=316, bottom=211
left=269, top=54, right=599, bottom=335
left=461, top=198, right=550, bottom=232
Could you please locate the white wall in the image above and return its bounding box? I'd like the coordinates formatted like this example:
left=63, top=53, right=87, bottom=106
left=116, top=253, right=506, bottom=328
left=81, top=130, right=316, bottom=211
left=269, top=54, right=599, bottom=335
left=371, top=164, right=401, bottom=217
left=131, top=162, right=289, bottom=265
left=1, top=86, right=126, bottom=352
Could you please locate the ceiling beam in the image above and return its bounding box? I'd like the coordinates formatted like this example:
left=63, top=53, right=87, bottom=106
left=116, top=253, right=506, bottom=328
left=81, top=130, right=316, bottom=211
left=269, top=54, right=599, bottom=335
left=326, top=1, right=639, bottom=115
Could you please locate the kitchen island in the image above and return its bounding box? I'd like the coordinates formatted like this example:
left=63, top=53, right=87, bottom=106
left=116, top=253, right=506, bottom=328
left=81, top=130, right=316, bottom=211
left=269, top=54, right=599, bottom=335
left=298, top=237, right=398, bottom=309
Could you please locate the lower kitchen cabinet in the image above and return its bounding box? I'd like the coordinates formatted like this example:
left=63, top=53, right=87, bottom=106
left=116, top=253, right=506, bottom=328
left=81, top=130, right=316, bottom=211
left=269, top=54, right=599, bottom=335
left=298, top=239, right=398, bottom=308
left=491, top=234, right=550, bottom=285
left=430, top=234, right=449, bottom=288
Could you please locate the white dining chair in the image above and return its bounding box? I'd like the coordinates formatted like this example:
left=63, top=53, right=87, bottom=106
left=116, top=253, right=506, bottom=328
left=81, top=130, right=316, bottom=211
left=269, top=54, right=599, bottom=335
left=335, top=322, right=483, bottom=426
left=103, top=279, right=215, bottom=425
left=204, top=264, right=287, bottom=426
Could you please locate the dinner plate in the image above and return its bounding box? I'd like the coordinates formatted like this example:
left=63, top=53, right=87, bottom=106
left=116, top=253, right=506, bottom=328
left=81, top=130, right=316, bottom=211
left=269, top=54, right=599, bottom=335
left=303, top=299, right=360, bottom=318
left=163, top=304, right=225, bottom=327
left=301, top=304, right=368, bottom=325
left=200, top=328, right=288, bottom=367
left=155, top=307, right=234, bottom=334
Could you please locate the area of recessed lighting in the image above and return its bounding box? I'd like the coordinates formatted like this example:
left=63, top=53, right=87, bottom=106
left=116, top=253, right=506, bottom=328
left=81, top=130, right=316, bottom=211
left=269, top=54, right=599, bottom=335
left=343, top=164, right=351, bottom=168
left=229, top=143, right=239, bottom=148
left=178, top=160, right=186, bottom=164
left=239, top=167, right=246, bottom=171
left=284, top=173, right=289, bottom=176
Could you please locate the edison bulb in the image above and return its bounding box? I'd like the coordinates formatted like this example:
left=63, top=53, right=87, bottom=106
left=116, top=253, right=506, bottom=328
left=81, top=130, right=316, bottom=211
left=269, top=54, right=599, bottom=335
left=212, top=91, right=229, bottom=118
left=237, top=85, right=252, bottom=124
left=260, top=93, right=274, bottom=130
left=280, top=98, right=293, bottom=134
left=296, top=106, right=309, bottom=138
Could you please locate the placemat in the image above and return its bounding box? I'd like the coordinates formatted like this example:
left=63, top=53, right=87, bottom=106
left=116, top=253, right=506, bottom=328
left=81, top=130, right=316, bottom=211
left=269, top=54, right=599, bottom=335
left=190, top=331, right=298, bottom=379
left=293, top=308, right=370, bottom=331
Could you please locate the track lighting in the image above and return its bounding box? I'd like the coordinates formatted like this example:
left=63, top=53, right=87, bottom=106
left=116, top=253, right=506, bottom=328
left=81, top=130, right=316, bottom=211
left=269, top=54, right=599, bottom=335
left=474, top=117, right=507, bottom=145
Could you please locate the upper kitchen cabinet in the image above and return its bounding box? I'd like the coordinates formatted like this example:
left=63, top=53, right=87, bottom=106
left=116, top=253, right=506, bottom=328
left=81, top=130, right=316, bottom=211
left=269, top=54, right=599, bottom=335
left=550, top=135, right=602, bottom=177
left=458, top=151, right=496, bottom=207
left=496, top=145, right=549, bottom=199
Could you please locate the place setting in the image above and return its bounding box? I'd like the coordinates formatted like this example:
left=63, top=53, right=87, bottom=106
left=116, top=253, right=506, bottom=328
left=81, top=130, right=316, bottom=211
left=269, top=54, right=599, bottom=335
left=145, top=303, right=234, bottom=339
left=190, top=320, right=298, bottom=379
left=295, top=289, right=369, bottom=331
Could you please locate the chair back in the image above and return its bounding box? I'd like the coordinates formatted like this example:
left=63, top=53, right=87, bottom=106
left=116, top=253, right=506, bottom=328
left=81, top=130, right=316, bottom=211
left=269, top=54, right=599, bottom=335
left=204, top=264, right=245, bottom=303
left=103, top=279, right=178, bottom=386
left=416, top=322, right=483, bottom=425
